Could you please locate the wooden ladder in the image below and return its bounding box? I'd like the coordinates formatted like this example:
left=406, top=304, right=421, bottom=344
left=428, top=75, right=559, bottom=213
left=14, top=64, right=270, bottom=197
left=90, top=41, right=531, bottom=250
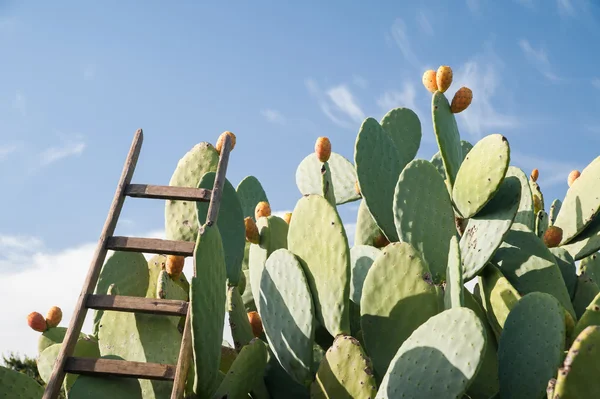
left=42, top=129, right=233, bottom=399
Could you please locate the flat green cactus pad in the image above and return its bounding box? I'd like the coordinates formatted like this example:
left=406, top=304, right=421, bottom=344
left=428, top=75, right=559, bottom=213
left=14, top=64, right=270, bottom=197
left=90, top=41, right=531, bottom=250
left=197, top=171, right=246, bottom=286
left=375, top=307, right=486, bottom=399
left=354, top=199, right=384, bottom=247
left=452, top=134, right=510, bottom=219
left=190, top=224, right=227, bottom=398
left=461, top=175, right=521, bottom=282
left=67, top=356, right=143, bottom=398
left=288, top=194, right=351, bottom=337
left=0, top=365, right=44, bottom=399
left=430, top=140, right=473, bottom=181
left=572, top=273, right=600, bottom=319
left=580, top=252, right=600, bottom=286
left=432, top=91, right=463, bottom=188
left=549, top=198, right=562, bottom=226
left=311, top=335, right=378, bottom=399
left=493, top=224, right=576, bottom=319
left=354, top=117, right=403, bottom=242
left=349, top=245, right=381, bottom=305
left=478, top=264, right=521, bottom=341
left=145, top=254, right=167, bottom=298
left=236, top=175, right=269, bottom=220
left=535, top=210, right=549, bottom=238
left=549, top=247, right=578, bottom=300
left=360, top=242, right=443, bottom=380
left=38, top=327, right=85, bottom=354
left=393, top=159, right=456, bottom=282
left=296, top=152, right=360, bottom=205
left=529, top=178, right=544, bottom=215
left=572, top=292, right=600, bottom=339
left=505, top=166, right=535, bottom=231
left=554, top=156, right=600, bottom=244
left=165, top=142, right=219, bottom=242
left=561, top=215, right=600, bottom=261
left=259, top=248, right=315, bottom=386
left=380, top=107, right=422, bottom=165
left=498, top=292, right=566, bottom=399
left=444, top=236, right=463, bottom=309
left=226, top=286, right=254, bottom=351
left=213, top=338, right=268, bottom=399
left=554, top=325, right=600, bottom=398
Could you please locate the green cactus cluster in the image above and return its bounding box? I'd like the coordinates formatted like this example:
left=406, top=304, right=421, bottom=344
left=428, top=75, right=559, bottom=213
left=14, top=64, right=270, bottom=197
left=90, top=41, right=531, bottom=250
left=6, top=65, right=600, bottom=399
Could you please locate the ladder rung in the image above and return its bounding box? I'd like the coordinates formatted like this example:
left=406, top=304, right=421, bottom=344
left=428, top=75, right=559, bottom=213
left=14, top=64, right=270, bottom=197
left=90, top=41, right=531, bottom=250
left=64, top=357, right=176, bottom=381
left=106, top=236, right=195, bottom=256
left=86, top=294, right=188, bottom=316
left=125, top=184, right=211, bottom=202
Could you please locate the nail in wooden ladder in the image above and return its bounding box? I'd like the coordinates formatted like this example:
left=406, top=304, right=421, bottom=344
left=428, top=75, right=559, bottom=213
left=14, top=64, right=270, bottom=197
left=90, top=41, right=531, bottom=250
left=42, top=129, right=233, bottom=399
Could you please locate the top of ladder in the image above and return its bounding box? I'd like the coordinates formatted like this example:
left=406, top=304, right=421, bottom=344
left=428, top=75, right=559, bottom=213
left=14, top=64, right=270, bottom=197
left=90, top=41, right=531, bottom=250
left=42, top=129, right=234, bottom=399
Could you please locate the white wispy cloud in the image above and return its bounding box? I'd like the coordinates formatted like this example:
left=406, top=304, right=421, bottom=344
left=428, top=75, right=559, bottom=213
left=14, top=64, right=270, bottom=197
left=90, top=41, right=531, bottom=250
left=13, top=91, right=26, bottom=116
left=510, top=151, right=584, bottom=188
left=519, top=39, right=560, bottom=82
left=352, top=75, right=368, bottom=89
left=417, top=12, right=434, bottom=36
left=390, top=18, right=421, bottom=69
left=40, top=136, right=86, bottom=166
left=378, top=83, right=419, bottom=114
left=261, top=109, right=286, bottom=124
left=557, top=0, right=576, bottom=16
left=305, top=79, right=365, bottom=129
left=0, top=144, right=18, bottom=160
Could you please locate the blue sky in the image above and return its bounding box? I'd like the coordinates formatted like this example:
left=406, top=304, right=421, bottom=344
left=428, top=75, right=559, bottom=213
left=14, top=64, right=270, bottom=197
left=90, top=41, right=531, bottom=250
left=2, top=0, right=600, bottom=356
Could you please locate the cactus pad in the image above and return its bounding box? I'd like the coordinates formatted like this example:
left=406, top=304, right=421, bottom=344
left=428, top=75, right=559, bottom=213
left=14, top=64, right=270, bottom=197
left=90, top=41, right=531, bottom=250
left=354, top=117, right=403, bottom=242
left=506, top=166, right=535, bottom=231
left=431, top=139, right=473, bottom=181
left=498, top=292, right=566, bottom=399
left=549, top=247, right=578, bottom=300
left=145, top=254, right=167, bottom=298
left=311, top=335, right=378, bottom=399
left=393, top=159, right=456, bottom=282
left=535, top=210, right=549, bottom=238
left=360, top=242, right=443, bottom=379
left=226, top=286, right=254, bottom=351
left=349, top=245, right=381, bottom=305
left=580, top=252, right=600, bottom=285
left=165, top=142, right=219, bottom=242
left=572, top=273, right=600, bottom=319
left=236, top=175, right=269, bottom=220
left=452, top=134, right=510, bottom=218
left=296, top=152, right=360, bottom=205
left=478, top=264, right=521, bottom=341
left=375, top=307, right=486, bottom=399
left=0, top=365, right=45, bottom=398
left=288, top=194, right=351, bottom=336
left=67, top=356, right=143, bottom=398
left=549, top=199, right=562, bottom=226
left=572, top=292, right=600, bottom=339
left=461, top=175, right=521, bottom=281
left=38, top=327, right=84, bottom=353
left=561, top=215, right=600, bottom=261
left=354, top=200, right=383, bottom=247
left=432, top=91, right=463, bottom=187
left=444, top=236, right=463, bottom=309
left=380, top=107, right=422, bottom=164
left=197, top=171, right=246, bottom=286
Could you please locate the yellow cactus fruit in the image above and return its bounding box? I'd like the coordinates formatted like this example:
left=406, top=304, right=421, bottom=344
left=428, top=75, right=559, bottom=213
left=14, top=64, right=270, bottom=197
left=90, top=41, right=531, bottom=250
left=543, top=226, right=563, bottom=248
left=27, top=312, right=47, bottom=332
left=244, top=217, right=260, bottom=244
left=315, top=137, right=331, bottom=163
left=450, top=87, right=473, bottom=114
left=247, top=311, right=263, bottom=337
left=283, top=212, right=292, bottom=225
left=530, top=168, right=539, bottom=182
left=45, top=306, right=62, bottom=328
left=166, top=255, right=185, bottom=279
left=422, top=69, right=438, bottom=93
left=373, top=233, right=390, bottom=248
left=436, top=65, right=453, bottom=93
left=216, top=131, right=236, bottom=154
left=568, top=170, right=581, bottom=187
left=255, top=201, right=271, bottom=220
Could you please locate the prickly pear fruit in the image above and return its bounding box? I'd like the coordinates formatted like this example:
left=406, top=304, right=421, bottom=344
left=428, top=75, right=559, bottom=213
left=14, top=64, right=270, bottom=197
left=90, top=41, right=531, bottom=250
left=27, top=312, right=47, bottom=332
left=530, top=168, right=539, bottom=182
left=568, top=170, right=581, bottom=187
left=247, top=311, right=263, bottom=337
left=315, top=137, right=331, bottom=163
left=283, top=212, right=292, bottom=225
left=436, top=65, right=453, bottom=93
left=244, top=217, right=260, bottom=244
left=45, top=306, right=62, bottom=328
left=355, top=180, right=361, bottom=196
left=166, top=255, right=185, bottom=279
left=373, top=233, right=390, bottom=248
left=543, top=226, right=563, bottom=248
left=216, top=131, right=236, bottom=154
left=450, top=87, right=473, bottom=113
left=422, top=70, right=438, bottom=93
left=255, top=201, right=271, bottom=220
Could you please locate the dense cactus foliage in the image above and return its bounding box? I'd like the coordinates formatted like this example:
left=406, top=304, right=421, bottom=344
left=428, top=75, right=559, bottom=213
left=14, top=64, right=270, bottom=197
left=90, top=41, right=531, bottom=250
left=4, top=65, right=600, bottom=398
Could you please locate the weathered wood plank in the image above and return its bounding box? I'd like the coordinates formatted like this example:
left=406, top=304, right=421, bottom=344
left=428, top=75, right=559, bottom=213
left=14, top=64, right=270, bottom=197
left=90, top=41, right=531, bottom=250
left=86, top=294, right=188, bottom=316
left=64, top=357, right=176, bottom=381
left=125, top=184, right=211, bottom=202
left=106, top=236, right=195, bottom=256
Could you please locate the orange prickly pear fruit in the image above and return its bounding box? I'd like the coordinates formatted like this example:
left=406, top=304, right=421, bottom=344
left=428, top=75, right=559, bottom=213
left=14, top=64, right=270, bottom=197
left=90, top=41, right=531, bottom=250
left=244, top=217, right=260, bottom=244
left=283, top=212, right=292, bottom=225
left=216, top=131, right=236, bottom=154
left=436, top=66, right=453, bottom=93
left=530, top=169, right=539, bottom=182
left=315, top=137, right=331, bottom=163
left=45, top=306, right=62, bottom=328
left=543, top=226, right=563, bottom=248
left=166, top=255, right=185, bottom=279
left=422, top=70, right=438, bottom=93
left=255, top=201, right=271, bottom=220
left=568, top=170, right=581, bottom=187
left=450, top=87, right=473, bottom=113
left=27, top=312, right=47, bottom=332
left=247, top=311, right=263, bottom=337
left=373, top=233, right=390, bottom=248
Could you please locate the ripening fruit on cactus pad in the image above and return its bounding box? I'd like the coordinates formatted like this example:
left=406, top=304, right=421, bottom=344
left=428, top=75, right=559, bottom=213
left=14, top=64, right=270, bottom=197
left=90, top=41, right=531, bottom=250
left=166, top=255, right=185, bottom=279
left=315, top=137, right=331, bottom=163
left=247, top=311, right=263, bottom=337
left=450, top=87, right=473, bottom=113
left=255, top=201, right=271, bottom=220
left=46, top=306, right=62, bottom=328
left=27, top=312, right=47, bottom=332
left=543, top=226, right=563, bottom=248
left=283, top=212, right=292, bottom=224
left=216, top=131, right=236, bottom=154
left=530, top=168, right=539, bottom=182
left=568, top=170, right=581, bottom=187
left=422, top=70, right=438, bottom=93
left=244, top=217, right=260, bottom=244
left=436, top=65, right=453, bottom=93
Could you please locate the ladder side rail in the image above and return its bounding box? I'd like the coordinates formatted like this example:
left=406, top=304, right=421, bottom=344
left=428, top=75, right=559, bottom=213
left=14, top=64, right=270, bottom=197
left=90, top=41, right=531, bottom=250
left=42, top=129, right=144, bottom=399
